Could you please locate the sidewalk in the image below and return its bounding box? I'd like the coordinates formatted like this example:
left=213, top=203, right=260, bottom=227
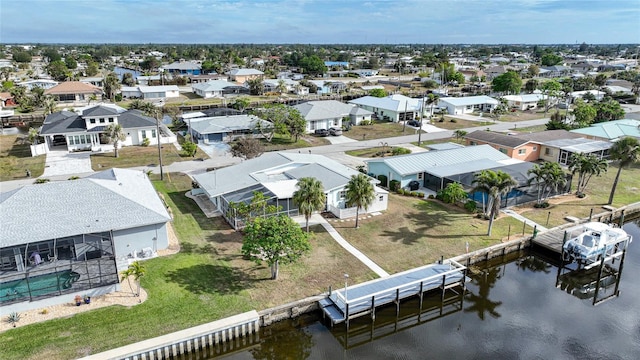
left=501, top=209, right=548, bottom=232
left=292, top=214, right=390, bottom=277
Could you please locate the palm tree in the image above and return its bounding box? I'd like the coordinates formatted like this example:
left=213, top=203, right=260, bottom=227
left=120, top=260, right=147, bottom=296
left=567, top=153, right=608, bottom=197
left=103, top=123, right=126, bottom=158
left=103, top=72, right=120, bottom=101
left=28, top=127, right=40, bottom=145
left=608, top=137, right=640, bottom=205
left=87, top=94, right=98, bottom=105
left=539, top=162, right=567, bottom=202
left=472, top=170, right=518, bottom=236
left=42, top=95, right=57, bottom=115
left=345, top=173, right=376, bottom=228
left=293, top=177, right=326, bottom=232
left=453, top=129, right=467, bottom=143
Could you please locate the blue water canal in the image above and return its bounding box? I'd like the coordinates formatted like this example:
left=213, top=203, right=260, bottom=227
left=203, top=221, right=640, bottom=359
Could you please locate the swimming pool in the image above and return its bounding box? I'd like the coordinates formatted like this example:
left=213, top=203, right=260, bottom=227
left=0, top=270, right=80, bottom=303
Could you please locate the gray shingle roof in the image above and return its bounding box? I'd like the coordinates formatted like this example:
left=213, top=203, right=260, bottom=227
left=82, top=105, right=119, bottom=117
left=365, top=144, right=511, bottom=176
left=293, top=100, right=355, bottom=121
left=189, top=115, right=269, bottom=135
left=513, top=129, right=583, bottom=143
left=40, top=112, right=86, bottom=135
left=117, top=110, right=157, bottom=128
left=0, top=169, right=171, bottom=247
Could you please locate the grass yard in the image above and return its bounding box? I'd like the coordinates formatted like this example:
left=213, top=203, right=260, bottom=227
left=511, top=124, right=548, bottom=133
left=495, top=111, right=547, bottom=122
left=345, top=146, right=413, bottom=158
left=435, top=117, right=494, bottom=130
left=0, top=134, right=46, bottom=181
left=0, top=173, right=375, bottom=359
left=334, top=194, right=535, bottom=274
left=515, top=163, right=640, bottom=228
left=345, top=121, right=422, bottom=141
left=262, top=134, right=330, bottom=152
left=90, top=144, right=209, bottom=171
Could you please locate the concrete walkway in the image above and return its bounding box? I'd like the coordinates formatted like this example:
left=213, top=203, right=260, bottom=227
left=502, top=209, right=548, bottom=232
left=292, top=214, right=390, bottom=278
left=42, top=149, right=93, bottom=177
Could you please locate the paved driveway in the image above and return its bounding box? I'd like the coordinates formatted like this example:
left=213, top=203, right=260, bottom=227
left=43, top=150, right=93, bottom=177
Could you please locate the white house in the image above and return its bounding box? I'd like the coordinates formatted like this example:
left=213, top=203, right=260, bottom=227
left=0, top=168, right=172, bottom=313
left=437, top=95, right=499, bottom=115
left=192, top=152, right=388, bottom=229
left=349, top=94, right=421, bottom=122
left=292, top=100, right=357, bottom=133
left=569, top=90, right=606, bottom=102
left=502, top=94, right=545, bottom=110
left=191, top=80, right=248, bottom=99
left=120, top=85, right=180, bottom=100
left=39, top=104, right=175, bottom=153
left=350, top=69, right=379, bottom=77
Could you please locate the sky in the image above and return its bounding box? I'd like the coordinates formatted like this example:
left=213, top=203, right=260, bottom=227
left=1, top=0, right=639, bottom=44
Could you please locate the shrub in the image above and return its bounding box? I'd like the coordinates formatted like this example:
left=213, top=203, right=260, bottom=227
left=450, top=118, right=457, bottom=123
left=392, top=147, right=411, bottom=156
left=464, top=200, right=477, bottom=212
left=416, top=192, right=425, bottom=198
left=438, top=118, right=444, bottom=123
left=377, top=174, right=388, bottom=187
left=428, top=194, right=435, bottom=199
left=389, top=180, right=400, bottom=192
left=141, top=137, right=150, bottom=147
left=34, top=178, right=50, bottom=184
left=397, top=188, right=406, bottom=195
left=534, top=202, right=550, bottom=208
left=68, top=176, right=80, bottom=180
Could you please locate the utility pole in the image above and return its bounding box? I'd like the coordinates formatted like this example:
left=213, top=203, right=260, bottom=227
left=156, top=110, right=164, bottom=180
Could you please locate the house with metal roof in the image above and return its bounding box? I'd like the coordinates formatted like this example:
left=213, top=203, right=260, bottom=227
left=191, top=80, right=249, bottom=99
left=349, top=94, right=421, bottom=122
left=365, top=144, right=522, bottom=191
left=161, top=60, right=202, bottom=75
left=0, top=168, right=171, bottom=312
left=570, top=119, right=640, bottom=142
left=188, top=114, right=271, bottom=143
left=437, top=95, right=499, bottom=115
left=502, top=94, right=545, bottom=110
left=39, top=104, right=174, bottom=153
left=227, top=68, right=264, bottom=83
left=292, top=100, right=360, bottom=133
left=538, top=138, right=612, bottom=165
left=120, top=85, right=180, bottom=100
left=192, top=152, right=388, bottom=229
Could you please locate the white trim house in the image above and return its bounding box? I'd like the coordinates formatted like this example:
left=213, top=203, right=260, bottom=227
left=349, top=94, right=421, bottom=122
left=438, top=96, right=499, bottom=115
left=0, top=168, right=171, bottom=313
left=292, top=100, right=358, bottom=133
left=120, top=85, right=180, bottom=100
left=192, top=152, right=388, bottom=229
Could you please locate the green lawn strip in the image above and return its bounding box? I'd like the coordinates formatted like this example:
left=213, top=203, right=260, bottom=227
left=516, top=164, right=640, bottom=228
left=496, top=111, right=547, bottom=122
left=0, top=134, right=46, bottom=181
left=345, top=121, right=420, bottom=141
left=90, top=144, right=208, bottom=171
left=345, top=145, right=412, bottom=158
left=334, top=194, right=534, bottom=274
left=432, top=117, right=494, bottom=130
left=511, top=124, right=548, bottom=133
left=261, top=134, right=330, bottom=152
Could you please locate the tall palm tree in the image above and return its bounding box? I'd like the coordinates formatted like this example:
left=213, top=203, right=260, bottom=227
left=42, top=95, right=57, bottom=115
left=120, top=260, right=147, bottom=297
left=472, top=170, right=518, bottom=236
left=345, top=173, right=376, bottom=228
left=103, top=123, right=126, bottom=158
left=567, top=153, right=608, bottom=197
left=292, top=177, right=326, bottom=232
left=103, top=71, right=120, bottom=101
left=540, top=162, right=567, bottom=202
left=608, top=137, right=640, bottom=205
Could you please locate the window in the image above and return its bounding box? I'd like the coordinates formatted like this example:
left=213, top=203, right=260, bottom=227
left=333, top=119, right=339, bottom=126
left=90, top=119, right=96, bottom=124
left=532, top=146, right=537, bottom=151
left=108, top=118, right=114, bottom=123
left=379, top=195, right=384, bottom=201
left=499, top=148, right=507, bottom=154
left=417, top=173, right=424, bottom=180
left=470, top=141, right=477, bottom=146
left=151, top=129, right=156, bottom=138
left=339, top=191, right=346, bottom=199
left=99, top=118, right=105, bottom=123
left=518, top=149, right=526, bottom=155
left=545, top=148, right=552, bottom=156
left=141, top=130, right=147, bottom=139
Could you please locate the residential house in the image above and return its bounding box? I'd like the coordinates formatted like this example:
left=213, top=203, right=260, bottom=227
left=540, top=65, right=571, bottom=78
left=365, top=144, right=532, bottom=194
left=192, top=152, right=388, bottom=229
left=349, top=69, right=379, bottom=77
left=309, top=80, right=347, bottom=94
left=44, top=81, right=102, bottom=106
left=0, top=168, right=171, bottom=313
left=188, top=74, right=228, bottom=84
left=437, top=95, right=499, bottom=115
left=191, top=80, right=249, bottom=99
left=263, top=79, right=300, bottom=94
left=188, top=114, right=271, bottom=143
left=464, top=130, right=542, bottom=162
left=570, top=119, right=640, bottom=142
left=484, top=65, right=510, bottom=80
left=569, top=90, right=605, bottom=102
left=349, top=94, right=420, bottom=122
left=120, top=85, right=180, bottom=100
left=292, top=100, right=356, bottom=133
left=80, top=77, right=103, bottom=88
left=228, top=68, right=264, bottom=83
left=161, top=61, right=202, bottom=76
left=502, top=94, right=545, bottom=110
left=39, top=104, right=174, bottom=152
left=0, top=92, right=17, bottom=107
left=537, top=138, right=612, bottom=165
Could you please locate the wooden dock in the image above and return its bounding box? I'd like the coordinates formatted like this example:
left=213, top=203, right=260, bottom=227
left=319, top=260, right=466, bottom=328
left=532, top=223, right=589, bottom=254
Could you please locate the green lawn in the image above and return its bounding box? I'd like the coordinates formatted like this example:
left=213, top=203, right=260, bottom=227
left=0, top=134, right=46, bottom=181
left=345, top=146, right=412, bottom=158
left=516, top=162, right=640, bottom=228
left=261, top=133, right=330, bottom=152
left=435, top=117, right=494, bottom=130
left=345, top=120, right=422, bottom=141
left=90, top=143, right=209, bottom=171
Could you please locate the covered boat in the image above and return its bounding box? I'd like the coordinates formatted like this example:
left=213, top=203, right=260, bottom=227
left=562, top=222, right=632, bottom=262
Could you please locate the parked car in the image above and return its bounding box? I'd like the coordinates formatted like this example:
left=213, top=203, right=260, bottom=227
left=407, top=120, right=422, bottom=127
left=314, top=129, right=329, bottom=137
left=329, top=127, right=343, bottom=136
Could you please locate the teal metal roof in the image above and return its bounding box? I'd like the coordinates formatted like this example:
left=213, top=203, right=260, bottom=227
left=570, top=119, right=640, bottom=140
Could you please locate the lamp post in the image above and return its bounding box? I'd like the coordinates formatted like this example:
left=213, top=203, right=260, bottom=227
left=344, top=273, right=349, bottom=301
left=155, top=110, right=164, bottom=180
